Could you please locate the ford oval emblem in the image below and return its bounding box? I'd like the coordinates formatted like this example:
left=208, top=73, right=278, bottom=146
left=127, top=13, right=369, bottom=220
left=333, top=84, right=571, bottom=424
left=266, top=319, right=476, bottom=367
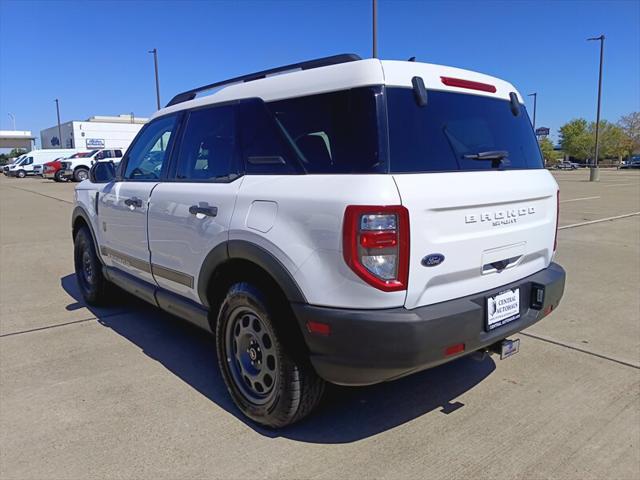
left=422, top=253, right=445, bottom=267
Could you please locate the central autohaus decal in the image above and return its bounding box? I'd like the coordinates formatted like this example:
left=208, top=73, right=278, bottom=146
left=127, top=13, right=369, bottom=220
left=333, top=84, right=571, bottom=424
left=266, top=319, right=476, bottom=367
left=465, top=207, right=535, bottom=227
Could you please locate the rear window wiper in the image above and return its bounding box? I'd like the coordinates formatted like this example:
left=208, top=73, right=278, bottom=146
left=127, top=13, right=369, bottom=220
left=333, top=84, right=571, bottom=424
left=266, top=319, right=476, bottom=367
left=463, top=150, right=509, bottom=168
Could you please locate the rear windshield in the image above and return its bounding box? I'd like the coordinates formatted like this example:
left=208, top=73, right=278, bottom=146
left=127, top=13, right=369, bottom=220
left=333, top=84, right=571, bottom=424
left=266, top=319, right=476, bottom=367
left=386, top=88, right=543, bottom=172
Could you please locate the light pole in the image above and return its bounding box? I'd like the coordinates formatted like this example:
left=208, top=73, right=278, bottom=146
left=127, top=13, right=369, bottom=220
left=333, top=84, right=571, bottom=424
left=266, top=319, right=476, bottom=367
left=148, top=48, right=161, bottom=110
left=372, top=0, right=377, bottom=58
left=587, top=34, right=605, bottom=182
left=8, top=113, right=16, bottom=130
left=528, top=93, right=537, bottom=131
left=54, top=99, right=62, bottom=148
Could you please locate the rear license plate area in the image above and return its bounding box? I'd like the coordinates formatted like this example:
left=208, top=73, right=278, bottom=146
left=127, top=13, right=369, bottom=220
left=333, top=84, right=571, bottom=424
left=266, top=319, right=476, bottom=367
left=486, top=288, right=520, bottom=331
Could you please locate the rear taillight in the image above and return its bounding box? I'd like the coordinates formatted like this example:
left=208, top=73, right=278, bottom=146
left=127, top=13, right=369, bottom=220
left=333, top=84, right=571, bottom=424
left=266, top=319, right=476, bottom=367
left=554, top=190, right=559, bottom=252
left=343, top=205, right=410, bottom=292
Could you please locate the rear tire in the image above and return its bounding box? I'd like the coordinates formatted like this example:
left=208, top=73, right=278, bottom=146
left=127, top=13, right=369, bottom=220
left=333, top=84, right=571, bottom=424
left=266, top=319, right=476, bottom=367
left=216, top=282, right=325, bottom=428
left=74, top=226, right=112, bottom=305
left=74, top=168, right=89, bottom=182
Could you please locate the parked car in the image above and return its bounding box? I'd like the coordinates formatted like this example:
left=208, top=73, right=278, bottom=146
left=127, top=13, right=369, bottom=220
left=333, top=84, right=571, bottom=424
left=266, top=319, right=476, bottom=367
left=72, top=54, right=566, bottom=427
left=59, top=149, right=124, bottom=182
left=619, top=156, right=640, bottom=169
left=555, top=161, right=578, bottom=170
left=43, top=151, right=95, bottom=182
left=7, top=149, right=81, bottom=178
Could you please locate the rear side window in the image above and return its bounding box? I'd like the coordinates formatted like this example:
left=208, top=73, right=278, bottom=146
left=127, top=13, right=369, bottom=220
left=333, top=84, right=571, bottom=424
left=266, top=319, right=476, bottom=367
left=265, top=87, right=385, bottom=174
left=387, top=88, right=543, bottom=172
left=239, top=98, right=300, bottom=175
left=175, top=105, right=238, bottom=181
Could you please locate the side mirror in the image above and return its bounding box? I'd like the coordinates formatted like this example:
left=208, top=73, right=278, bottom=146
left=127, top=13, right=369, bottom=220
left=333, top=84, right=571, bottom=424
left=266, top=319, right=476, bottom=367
left=90, top=160, right=115, bottom=183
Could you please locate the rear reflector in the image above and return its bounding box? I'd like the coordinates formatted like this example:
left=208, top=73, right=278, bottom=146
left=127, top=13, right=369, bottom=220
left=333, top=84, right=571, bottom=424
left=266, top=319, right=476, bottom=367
left=444, top=343, right=465, bottom=356
left=440, top=76, right=497, bottom=93
left=306, top=320, right=331, bottom=336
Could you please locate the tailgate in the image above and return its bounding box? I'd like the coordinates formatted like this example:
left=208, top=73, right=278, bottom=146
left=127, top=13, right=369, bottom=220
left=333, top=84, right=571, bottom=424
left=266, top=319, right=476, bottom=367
left=395, top=169, right=558, bottom=309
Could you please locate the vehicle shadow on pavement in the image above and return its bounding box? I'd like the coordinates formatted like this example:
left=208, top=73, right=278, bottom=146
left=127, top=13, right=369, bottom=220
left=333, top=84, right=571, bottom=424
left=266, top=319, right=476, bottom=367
left=61, top=274, right=496, bottom=444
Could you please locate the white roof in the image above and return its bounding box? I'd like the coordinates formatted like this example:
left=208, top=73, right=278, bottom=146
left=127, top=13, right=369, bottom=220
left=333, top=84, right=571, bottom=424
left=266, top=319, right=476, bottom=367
left=152, top=58, right=522, bottom=120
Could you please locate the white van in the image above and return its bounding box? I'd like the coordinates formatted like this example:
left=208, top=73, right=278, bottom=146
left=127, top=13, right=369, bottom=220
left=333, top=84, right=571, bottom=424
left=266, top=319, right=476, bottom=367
left=2, top=155, right=27, bottom=176
left=7, top=149, right=80, bottom=178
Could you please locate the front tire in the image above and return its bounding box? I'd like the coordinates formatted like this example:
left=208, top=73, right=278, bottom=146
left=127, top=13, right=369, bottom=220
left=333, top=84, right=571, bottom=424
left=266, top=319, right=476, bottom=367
left=216, top=282, right=325, bottom=428
left=74, top=168, right=89, bottom=182
left=16, top=170, right=26, bottom=178
left=74, top=226, right=111, bottom=305
left=54, top=170, right=67, bottom=182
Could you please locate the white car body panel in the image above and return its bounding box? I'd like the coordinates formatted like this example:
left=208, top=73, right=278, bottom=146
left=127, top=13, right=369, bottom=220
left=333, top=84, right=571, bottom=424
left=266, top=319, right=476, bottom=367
left=98, top=182, right=157, bottom=284
left=230, top=175, right=405, bottom=308
left=147, top=180, right=244, bottom=302
left=394, top=170, right=558, bottom=309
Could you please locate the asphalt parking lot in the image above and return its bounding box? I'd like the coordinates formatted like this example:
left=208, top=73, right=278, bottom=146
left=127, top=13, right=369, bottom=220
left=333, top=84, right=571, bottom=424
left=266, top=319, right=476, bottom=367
left=1, top=170, right=639, bottom=480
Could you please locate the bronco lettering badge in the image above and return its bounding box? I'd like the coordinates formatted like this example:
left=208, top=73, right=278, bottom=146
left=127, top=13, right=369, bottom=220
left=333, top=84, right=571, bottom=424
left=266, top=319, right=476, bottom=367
left=465, top=207, right=535, bottom=227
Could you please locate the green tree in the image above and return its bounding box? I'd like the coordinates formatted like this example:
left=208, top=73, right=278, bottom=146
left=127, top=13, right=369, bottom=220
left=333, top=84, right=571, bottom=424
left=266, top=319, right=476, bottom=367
left=596, top=121, right=631, bottom=160
left=559, top=119, right=592, bottom=160
left=618, top=112, right=640, bottom=154
left=538, top=137, right=558, bottom=165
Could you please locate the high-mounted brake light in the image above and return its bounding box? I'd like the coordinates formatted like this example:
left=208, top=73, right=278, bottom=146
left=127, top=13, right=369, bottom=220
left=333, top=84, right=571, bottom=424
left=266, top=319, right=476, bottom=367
left=343, top=205, right=410, bottom=292
left=554, top=190, right=560, bottom=252
left=440, top=76, right=497, bottom=93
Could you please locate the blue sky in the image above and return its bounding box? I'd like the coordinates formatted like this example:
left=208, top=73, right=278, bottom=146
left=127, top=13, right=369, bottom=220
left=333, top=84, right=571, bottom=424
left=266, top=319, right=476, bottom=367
left=1, top=0, right=638, bottom=146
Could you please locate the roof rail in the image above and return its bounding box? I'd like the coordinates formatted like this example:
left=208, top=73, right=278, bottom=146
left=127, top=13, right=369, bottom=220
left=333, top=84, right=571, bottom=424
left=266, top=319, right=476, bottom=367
left=165, top=53, right=362, bottom=107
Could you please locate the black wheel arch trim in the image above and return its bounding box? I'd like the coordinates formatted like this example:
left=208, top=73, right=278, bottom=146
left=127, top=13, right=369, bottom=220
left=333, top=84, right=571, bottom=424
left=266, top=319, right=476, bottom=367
left=72, top=206, right=103, bottom=264
left=197, top=240, right=307, bottom=307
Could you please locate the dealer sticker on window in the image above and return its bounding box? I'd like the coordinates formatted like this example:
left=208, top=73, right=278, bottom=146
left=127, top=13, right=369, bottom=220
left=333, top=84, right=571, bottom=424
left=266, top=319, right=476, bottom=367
left=486, top=288, right=520, bottom=330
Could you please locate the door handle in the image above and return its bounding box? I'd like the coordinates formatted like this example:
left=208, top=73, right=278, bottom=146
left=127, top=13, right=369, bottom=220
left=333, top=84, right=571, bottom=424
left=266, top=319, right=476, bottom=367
left=189, top=204, right=218, bottom=217
left=124, top=197, right=143, bottom=208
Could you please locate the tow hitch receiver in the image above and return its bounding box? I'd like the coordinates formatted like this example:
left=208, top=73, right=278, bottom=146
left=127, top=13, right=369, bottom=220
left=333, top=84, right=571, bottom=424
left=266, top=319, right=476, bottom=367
left=490, top=338, right=520, bottom=360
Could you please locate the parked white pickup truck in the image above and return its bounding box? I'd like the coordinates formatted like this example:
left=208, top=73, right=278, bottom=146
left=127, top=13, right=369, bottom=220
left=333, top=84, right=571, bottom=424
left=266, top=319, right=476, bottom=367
left=60, top=149, right=124, bottom=181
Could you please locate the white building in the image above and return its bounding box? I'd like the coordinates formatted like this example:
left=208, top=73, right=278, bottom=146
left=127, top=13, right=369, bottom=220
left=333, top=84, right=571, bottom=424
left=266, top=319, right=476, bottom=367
left=0, top=130, right=36, bottom=150
left=40, top=114, right=148, bottom=151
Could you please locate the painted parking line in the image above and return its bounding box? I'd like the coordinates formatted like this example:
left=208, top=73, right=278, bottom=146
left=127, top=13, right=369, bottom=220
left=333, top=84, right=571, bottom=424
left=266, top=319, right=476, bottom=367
left=560, top=196, right=600, bottom=203
left=559, top=211, right=640, bottom=230
left=603, top=183, right=638, bottom=188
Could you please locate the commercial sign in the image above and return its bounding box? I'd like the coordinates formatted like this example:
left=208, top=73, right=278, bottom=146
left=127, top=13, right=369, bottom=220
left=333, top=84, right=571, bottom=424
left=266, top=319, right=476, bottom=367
left=86, top=138, right=105, bottom=148
left=535, top=127, right=550, bottom=136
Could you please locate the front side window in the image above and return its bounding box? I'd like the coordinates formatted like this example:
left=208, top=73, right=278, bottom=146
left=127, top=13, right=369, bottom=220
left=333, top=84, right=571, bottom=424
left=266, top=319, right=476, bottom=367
left=123, top=114, right=177, bottom=180
left=386, top=88, right=543, bottom=172
left=175, top=105, right=237, bottom=181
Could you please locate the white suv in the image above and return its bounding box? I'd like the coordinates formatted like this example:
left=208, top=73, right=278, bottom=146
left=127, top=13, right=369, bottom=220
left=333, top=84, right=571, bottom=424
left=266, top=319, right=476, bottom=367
left=72, top=54, right=566, bottom=427
left=61, top=148, right=124, bottom=181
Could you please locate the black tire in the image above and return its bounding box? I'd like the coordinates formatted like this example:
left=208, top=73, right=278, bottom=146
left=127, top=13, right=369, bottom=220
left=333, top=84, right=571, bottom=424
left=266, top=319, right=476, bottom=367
left=74, top=226, right=111, bottom=305
left=216, top=282, right=325, bottom=428
left=54, top=170, right=67, bottom=182
left=16, top=170, right=26, bottom=178
left=74, top=168, right=89, bottom=182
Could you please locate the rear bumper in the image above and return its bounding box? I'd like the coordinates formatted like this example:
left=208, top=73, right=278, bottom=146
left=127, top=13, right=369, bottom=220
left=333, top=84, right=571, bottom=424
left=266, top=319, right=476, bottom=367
left=293, top=262, right=566, bottom=386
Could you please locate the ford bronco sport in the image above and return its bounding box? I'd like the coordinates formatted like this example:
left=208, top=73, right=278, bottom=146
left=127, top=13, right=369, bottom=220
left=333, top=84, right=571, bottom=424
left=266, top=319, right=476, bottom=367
left=72, top=54, right=566, bottom=427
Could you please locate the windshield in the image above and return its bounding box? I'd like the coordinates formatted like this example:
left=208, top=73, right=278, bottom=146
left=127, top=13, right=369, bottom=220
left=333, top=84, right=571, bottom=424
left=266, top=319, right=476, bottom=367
left=386, top=88, right=543, bottom=172
left=69, top=151, right=94, bottom=158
